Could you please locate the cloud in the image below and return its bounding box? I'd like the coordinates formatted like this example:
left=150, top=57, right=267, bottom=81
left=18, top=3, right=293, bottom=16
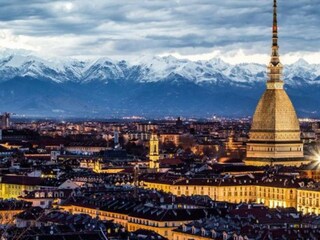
left=0, top=0, right=319, bottom=63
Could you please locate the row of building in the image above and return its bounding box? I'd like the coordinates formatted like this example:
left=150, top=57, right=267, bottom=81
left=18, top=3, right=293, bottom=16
left=141, top=173, right=320, bottom=215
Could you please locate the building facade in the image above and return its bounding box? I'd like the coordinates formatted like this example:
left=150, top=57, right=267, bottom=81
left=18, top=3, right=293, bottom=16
left=142, top=174, right=312, bottom=210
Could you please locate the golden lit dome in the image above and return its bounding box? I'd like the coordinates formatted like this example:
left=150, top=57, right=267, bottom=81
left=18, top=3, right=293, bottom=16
left=250, top=88, right=301, bottom=141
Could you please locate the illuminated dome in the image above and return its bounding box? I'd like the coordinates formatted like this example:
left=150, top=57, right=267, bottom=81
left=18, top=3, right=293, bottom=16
left=250, top=88, right=301, bottom=142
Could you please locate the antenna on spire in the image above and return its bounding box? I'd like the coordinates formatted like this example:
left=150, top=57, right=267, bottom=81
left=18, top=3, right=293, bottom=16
left=267, top=0, right=283, bottom=86
left=270, top=0, right=280, bottom=67
left=272, top=0, right=278, bottom=47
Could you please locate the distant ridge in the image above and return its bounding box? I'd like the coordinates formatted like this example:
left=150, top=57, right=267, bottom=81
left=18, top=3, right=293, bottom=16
left=0, top=52, right=319, bottom=118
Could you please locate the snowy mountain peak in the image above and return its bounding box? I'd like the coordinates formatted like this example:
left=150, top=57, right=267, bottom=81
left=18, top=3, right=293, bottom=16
left=292, top=58, right=310, bottom=67
left=207, top=58, right=227, bottom=65
left=0, top=52, right=319, bottom=86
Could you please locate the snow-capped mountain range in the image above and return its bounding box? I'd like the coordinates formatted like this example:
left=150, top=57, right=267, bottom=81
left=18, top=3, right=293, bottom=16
left=1, top=53, right=320, bottom=85
left=0, top=52, right=319, bottom=118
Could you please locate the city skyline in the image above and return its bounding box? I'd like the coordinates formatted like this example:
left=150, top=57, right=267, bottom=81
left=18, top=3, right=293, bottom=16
left=0, top=1, right=320, bottom=239
left=0, top=0, right=320, bottom=64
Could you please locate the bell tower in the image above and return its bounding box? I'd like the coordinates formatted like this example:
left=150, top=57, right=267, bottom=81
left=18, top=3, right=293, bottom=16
left=149, top=130, right=160, bottom=171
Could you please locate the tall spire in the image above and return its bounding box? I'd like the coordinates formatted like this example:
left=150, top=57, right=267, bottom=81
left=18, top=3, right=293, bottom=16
left=272, top=0, right=278, bottom=48
left=271, top=0, right=280, bottom=66
left=267, top=0, right=283, bottom=87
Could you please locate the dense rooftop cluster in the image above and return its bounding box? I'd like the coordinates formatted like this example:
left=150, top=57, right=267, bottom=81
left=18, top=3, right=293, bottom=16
left=0, top=117, right=319, bottom=239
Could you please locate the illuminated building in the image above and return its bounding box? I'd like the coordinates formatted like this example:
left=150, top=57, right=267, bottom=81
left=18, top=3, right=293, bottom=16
left=78, top=153, right=132, bottom=173
left=297, top=187, right=320, bottom=214
left=0, top=176, right=43, bottom=199
left=301, top=169, right=320, bottom=182
left=256, top=183, right=297, bottom=208
left=299, top=163, right=320, bottom=182
left=79, top=157, right=128, bottom=173
left=171, top=178, right=257, bottom=204
left=149, top=131, right=160, bottom=172
left=0, top=200, right=31, bottom=225
left=0, top=175, right=57, bottom=199
left=18, top=189, right=74, bottom=209
left=61, top=196, right=213, bottom=240
left=93, top=161, right=127, bottom=174
left=0, top=142, right=22, bottom=150
left=159, top=133, right=180, bottom=146
left=142, top=176, right=257, bottom=204
left=64, top=142, right=109, bottom=154
left=219, top=133, right=246, bottom=162
left=137, top=123, right=158, bottom=132
left=142, top=174, right=312, bottom=210
left=80, top=158, right=99, bottom=169
left=245, top=0, right=307, bottom=167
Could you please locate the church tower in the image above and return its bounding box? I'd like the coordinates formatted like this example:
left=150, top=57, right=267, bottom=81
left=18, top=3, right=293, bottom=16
left=149, top=130, right=160, bottom=171
left=244, top=0, right=308, bottom=166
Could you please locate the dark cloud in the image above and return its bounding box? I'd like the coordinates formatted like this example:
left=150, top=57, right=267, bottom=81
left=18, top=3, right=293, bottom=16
left=0, top=0, right=319, bottom=60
